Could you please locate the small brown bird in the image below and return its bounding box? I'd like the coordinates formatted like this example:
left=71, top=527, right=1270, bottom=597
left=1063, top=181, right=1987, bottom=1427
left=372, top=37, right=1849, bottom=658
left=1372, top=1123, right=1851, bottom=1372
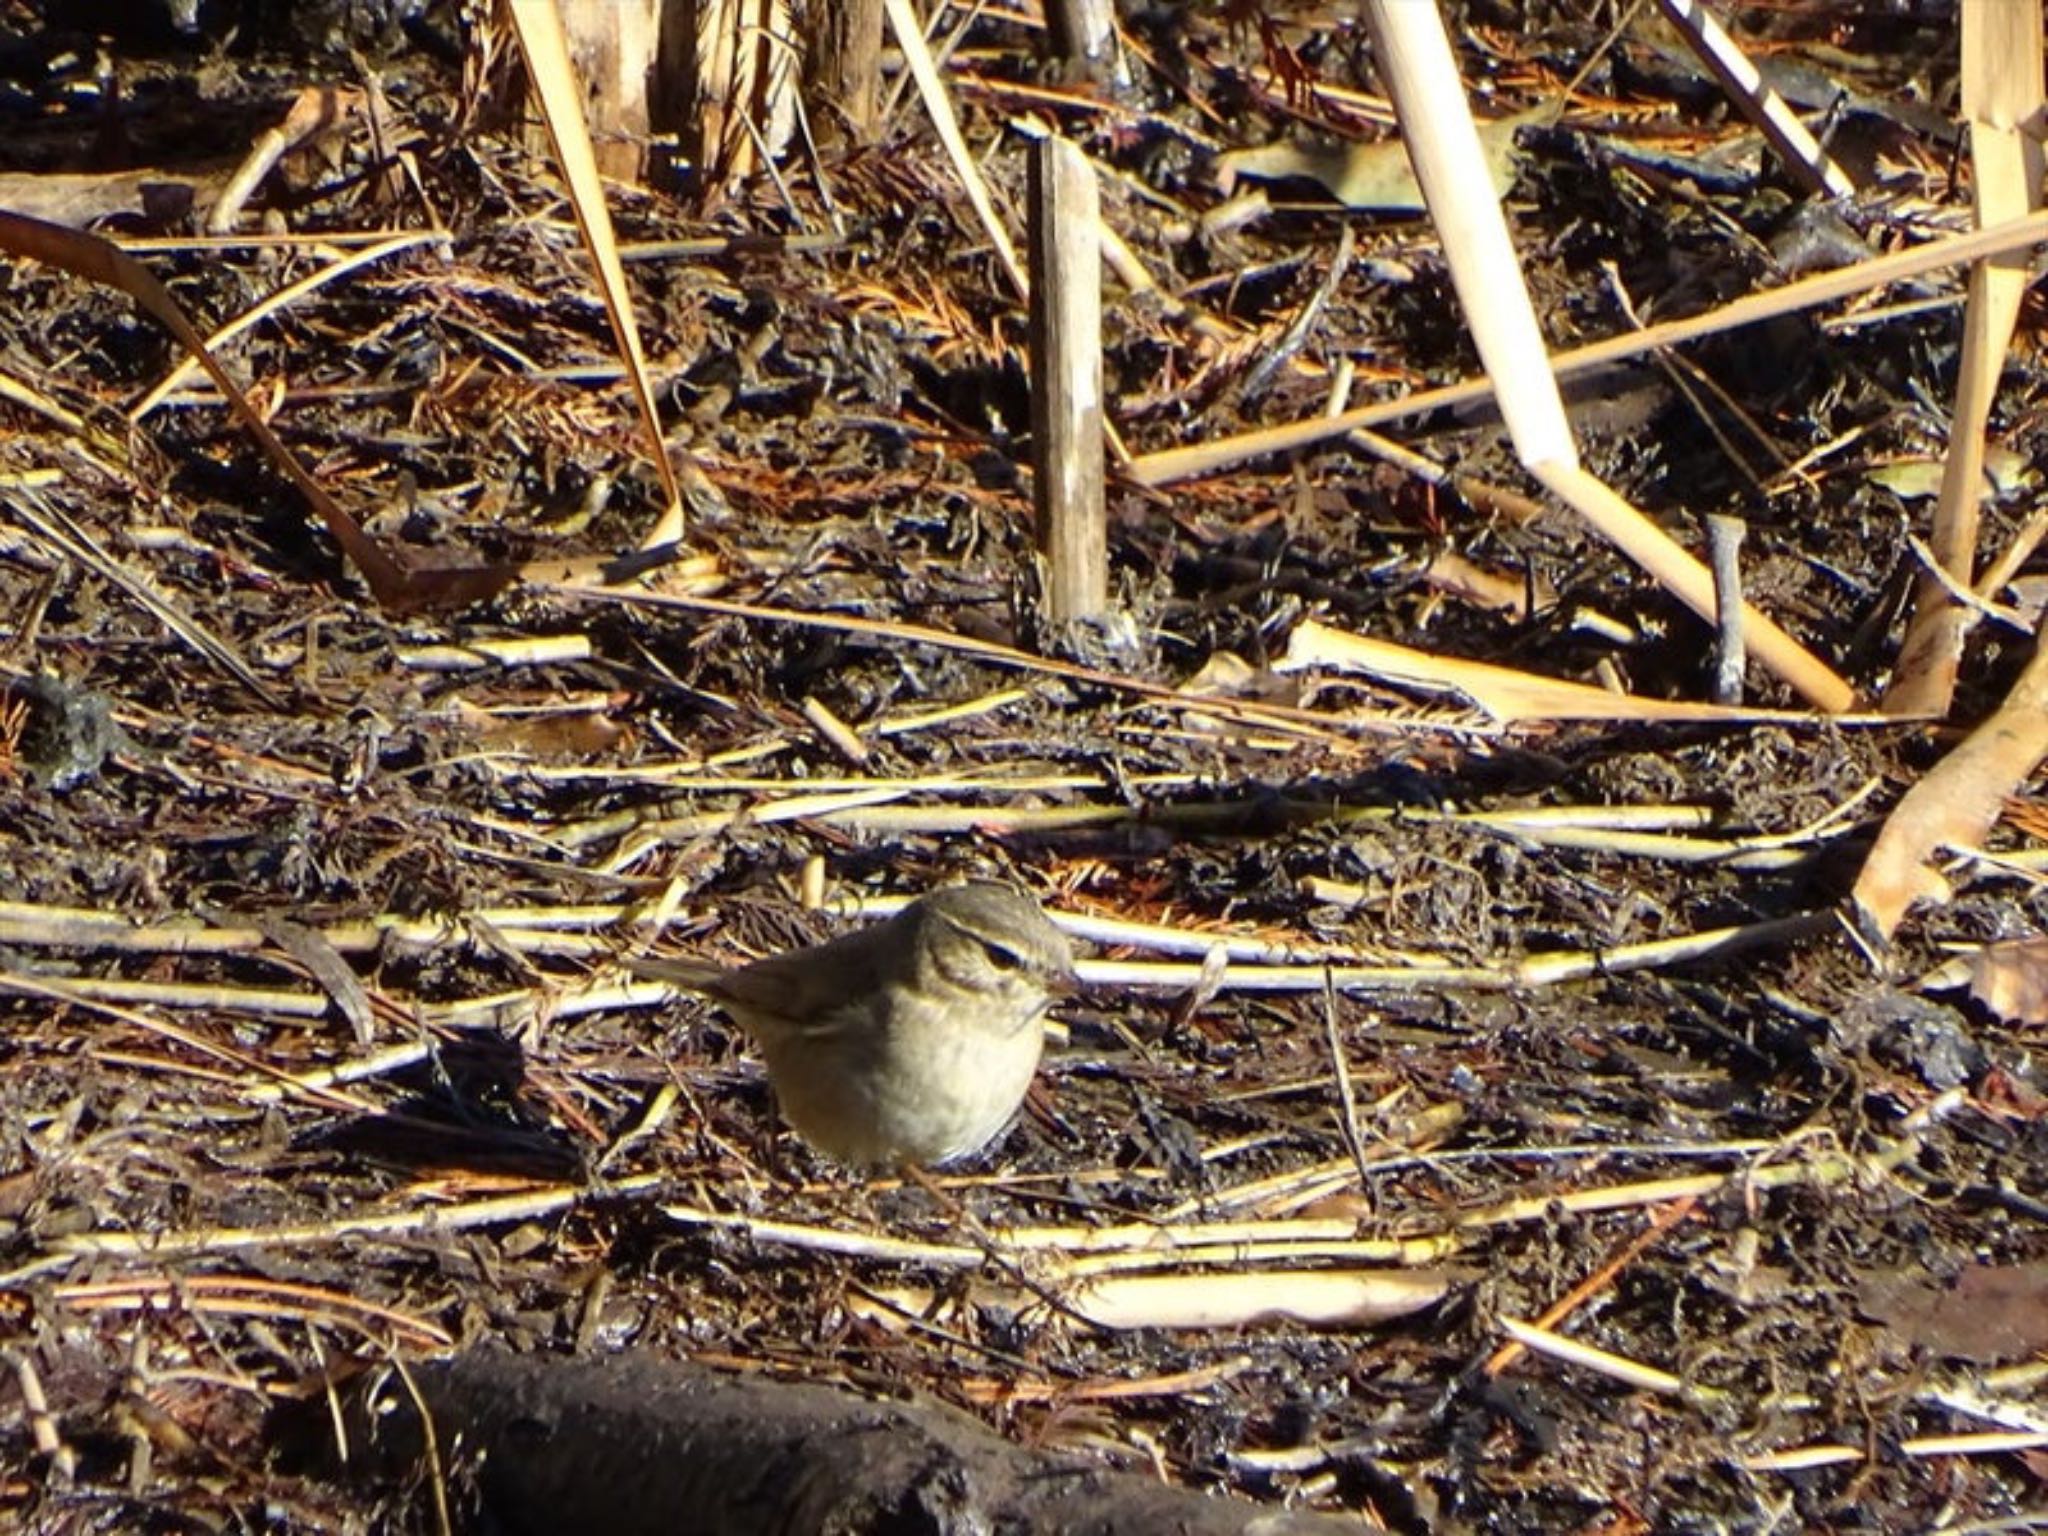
left=625, top=883, right=1074, bottom=1167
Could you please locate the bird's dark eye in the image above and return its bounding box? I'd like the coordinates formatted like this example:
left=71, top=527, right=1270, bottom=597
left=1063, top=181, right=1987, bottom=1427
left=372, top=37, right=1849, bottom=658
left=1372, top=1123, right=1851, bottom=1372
left=983, top=943, right=1024, bottom=972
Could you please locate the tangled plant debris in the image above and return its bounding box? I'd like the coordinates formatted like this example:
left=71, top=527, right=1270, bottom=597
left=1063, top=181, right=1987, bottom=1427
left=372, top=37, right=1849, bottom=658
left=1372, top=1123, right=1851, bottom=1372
left=0, top=2, right=2044, bottom=1531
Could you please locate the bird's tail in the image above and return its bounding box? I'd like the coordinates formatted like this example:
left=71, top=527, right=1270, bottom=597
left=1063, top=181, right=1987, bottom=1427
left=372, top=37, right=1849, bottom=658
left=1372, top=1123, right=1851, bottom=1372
left=620, top=954, right=730, bottom=993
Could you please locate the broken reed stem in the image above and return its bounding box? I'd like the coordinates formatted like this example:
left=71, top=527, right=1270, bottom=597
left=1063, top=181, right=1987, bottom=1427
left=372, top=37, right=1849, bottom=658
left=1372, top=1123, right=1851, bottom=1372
left=1706, top=512, right=1747, bottom=704
left=1653, top=0, right=1854, bottom=198
left=800, top=0, right=883, bottom=142
left=1041, top=0, right=1118, bottom=79
left=1028, top=135, right=1108, bottom=622
left=882, top=0, right=1027, bottom=298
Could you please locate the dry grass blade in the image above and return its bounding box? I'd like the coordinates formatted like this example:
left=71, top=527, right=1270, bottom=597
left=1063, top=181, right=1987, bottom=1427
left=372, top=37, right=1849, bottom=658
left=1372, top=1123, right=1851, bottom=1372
left=0, top=970, right=374, bottom=1112
left=2, top=485, right=281, bottom=706
left=55, top=1273, right=452, bottom=1349
left=1746, top=1430, right=2048, bottom=1473
left=882, top=0, right=1028, bottom=300
left=872, top=1268, right=1458, bottom=1332
left=1497, top=1315, right=1706, bottom=1400
left=690, top=0, right=798, bottom=185
left=1079, top=912, right=1833, bottom=993
left=28, top=1176, right=663, bottom=1272
left=559, top=575, right=1397, bottom=745
left=0, top=208, right=512, bottom=612
left=502, top=0, right=685, bottom=539
left=1654, top=0, right=1854, bottom=198
left=128, top=232, right=444, bottom=421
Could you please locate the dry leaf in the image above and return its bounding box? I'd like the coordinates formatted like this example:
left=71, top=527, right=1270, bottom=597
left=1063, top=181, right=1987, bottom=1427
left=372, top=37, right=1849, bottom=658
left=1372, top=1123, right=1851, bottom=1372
left=1853, top=624, right=2048, bottom=940
left=1867, top=445, right=2031, bottom=500
left=1859, top=1261, right=2048, bottom=1364
left=1969, top=936, right=2048, bottom=1023
left=1050, top=1268, right=1458, bottom=1331
left=1421, top=549, right=1542, bottom=618
left=1215, top=103, right=1547, bottom=211
left=1178, top=651, right=1259, bottom=696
